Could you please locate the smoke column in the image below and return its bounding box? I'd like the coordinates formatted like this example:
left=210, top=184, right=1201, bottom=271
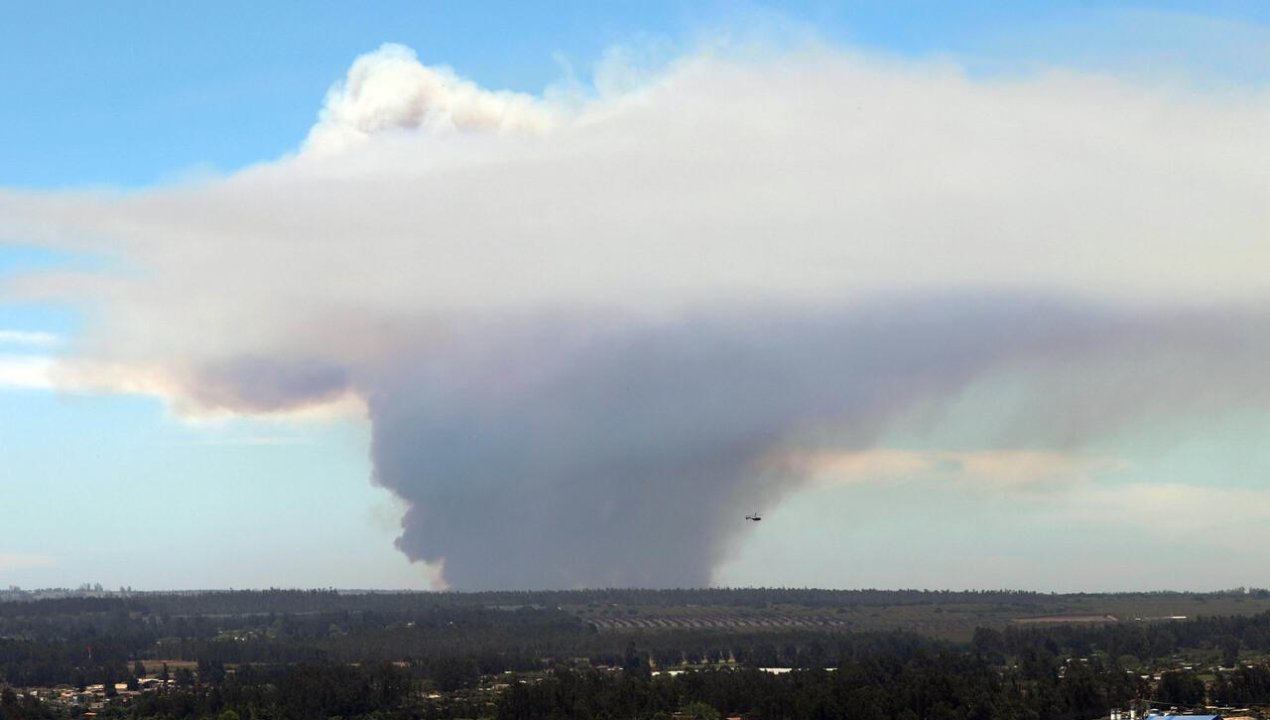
left=361, top=299, right=1091, bottom=589
left=2, top=44, right=1269, bottom=588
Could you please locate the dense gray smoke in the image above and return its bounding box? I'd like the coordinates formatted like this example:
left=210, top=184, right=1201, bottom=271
left=361, top=298, right=1095, bottom=589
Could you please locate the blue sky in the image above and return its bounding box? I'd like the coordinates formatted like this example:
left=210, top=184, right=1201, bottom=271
left=2, top=1, right=1269, bottom=591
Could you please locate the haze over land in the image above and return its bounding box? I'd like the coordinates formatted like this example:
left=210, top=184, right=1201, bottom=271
left=2, top=3, right=1269, bottom=591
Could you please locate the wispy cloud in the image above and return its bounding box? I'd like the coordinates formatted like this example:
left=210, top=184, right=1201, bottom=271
left=0, top=330, right=61, bottom=348
left=180, top=436, right=312, bottom=447
left=792, top=448, right=1129, bottom=494
left=0, top=354, right=54, bottom=389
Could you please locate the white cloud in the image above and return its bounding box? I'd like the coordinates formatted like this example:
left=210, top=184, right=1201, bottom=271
left=0, top=354, right=54, bottom=389
left=303, top=43, right=558, bottom=156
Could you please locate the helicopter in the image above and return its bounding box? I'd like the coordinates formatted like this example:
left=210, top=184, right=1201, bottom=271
left=745, top=513, right=762, bottom=522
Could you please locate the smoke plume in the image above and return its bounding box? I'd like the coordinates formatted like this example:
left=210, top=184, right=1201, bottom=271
left=2, top=44, right=1269, bottom=588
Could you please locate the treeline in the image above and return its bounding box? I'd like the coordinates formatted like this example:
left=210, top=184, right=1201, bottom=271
left=8, top=588, right=1269, bottom=644
left=0, top=587, right=1131, bottom=621
left=974, top=612, right=1270, bottom=666
left=76, top=637, right=1143, bottom=720
left=0, top=687, right=58, bottom=720
left=498, top=652, right=1145, bottom=720
left=108, top=655, right=1270, bottom=720
left=0, top=638, right=137, bottom=689
left=126, top=662, right=416, bottom=720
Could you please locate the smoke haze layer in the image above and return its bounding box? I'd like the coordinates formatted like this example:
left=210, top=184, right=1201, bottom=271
left=2, top=44, right=1269, bottom=588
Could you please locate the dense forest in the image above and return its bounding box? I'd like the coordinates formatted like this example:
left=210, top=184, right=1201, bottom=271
left=3, top=589, right=1270, bottom=720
